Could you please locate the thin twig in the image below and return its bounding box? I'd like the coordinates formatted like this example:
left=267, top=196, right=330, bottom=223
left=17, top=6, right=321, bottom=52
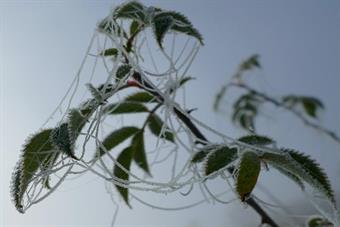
left=132, top=72, right=279, bottom=227
left=232, top=82, right=340, bottom=145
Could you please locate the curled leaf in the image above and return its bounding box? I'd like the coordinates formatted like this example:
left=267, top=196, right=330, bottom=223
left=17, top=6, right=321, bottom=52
left=50, top=123, right=77, bottom=159
left=154, top=11, right=203, bottom=45
left=239, top=54, right=261, bottom=71
left=113, top=1, right=147, bottom=22
left=152, top=14, right=174, bottom=48
left=232, top=92, right=261, bottom=131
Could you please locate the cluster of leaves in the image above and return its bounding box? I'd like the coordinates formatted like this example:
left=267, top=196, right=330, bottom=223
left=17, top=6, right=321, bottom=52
left=98, top=0, right=203, bottom=55
left=11, top=2, right=336, bottom=226
left=215, top=55, right=325, bottom=132
left=97, top=92, right=175, bottom=206
left=191, top=134, right=335, bottom=205
left=231, top=92, right=324, bottom=132
left=214, top=54, right=261, bottom=112
left=231, top=92, right=263, bottom=131
left=11, top=106, right=92, bottom=212
left=10, top=80, right=180, bottom=210
left=11, top=0, right=203, bottom=211
left=282, top=95, right=324, bottom=118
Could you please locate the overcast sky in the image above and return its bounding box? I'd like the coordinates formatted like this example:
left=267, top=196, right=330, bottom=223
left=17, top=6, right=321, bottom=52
left=1, top=1, right=340, bottom=226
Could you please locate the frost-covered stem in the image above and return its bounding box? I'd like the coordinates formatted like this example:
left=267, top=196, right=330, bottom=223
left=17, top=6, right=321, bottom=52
left=132, top=72, right=279, bottom=227
left=232, top=82, right=340, bottom=145
left=132, top=72, right=207, bottom=143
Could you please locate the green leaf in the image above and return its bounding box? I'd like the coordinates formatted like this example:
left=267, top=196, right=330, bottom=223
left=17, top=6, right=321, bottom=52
left=306, top=216, right=332, bottom=227
left=282, top=95, right=324, bottom=118
left=275, top=166, right=305, bottom=190
left=233, top=93, right=261, bottom=109
left=261, top=149, right=335, bottom=204
left=113, top=1, right=147, bottom=22
left=99, top=48, right=118, bottom=57
left=79, top=99, right=98, bottom=117
left=192, top=150, right=210, bottom=163
left=239, top=54, right=261, bottom=71
left=232, top=93, right=260, bottom=131
left=40, top=150, right=60, bottom=189
left=113, top=147, right=134, bottom=206
left=213, top=85, right=227, bottom=111
left=287, top=149, right=334, bottom=203
left=148, top=114, right=174, bottom=142
left=204, top=146, right=238, bottom=175
left=179, top=76, right=194, bottom=87
left=236, top=151, right=261, bottom=201
left=50, top=109, right=88, bottom=160
left=152, top=14, right=174, bottom=48
left=116, top=64, right=132, bottom=82
left=238, top=135, right=274, bottom=146
left=301, top=97, right=324, bottom=118
left=11, top=129, right=54, bottom=213
left=168, top=76, right=195, bottom=94
left=97, top=16, right=128, bottom=38
left=238, top=113, right=255, bottom=132
left=50, top=123, right=77, bottom=159
left=97, top=83, right=115, bottom=96
left=155, top=11, right=203, bottom=45
left=191, top=144, right=225, bottom=163
left=86, top=83, right=103, bottom=103
left=104, top=102, right=148, bottom=115
left=97, top=127, right=139, bottom=157
left=67, top=108, right=87, bottom=142
left=130, top=20, right=140, bottom=36
left=282, top=95, right=299, bottom=107
left=124, top=92, right=157, bottom=103
left=131, top=131, right=150, bottom=174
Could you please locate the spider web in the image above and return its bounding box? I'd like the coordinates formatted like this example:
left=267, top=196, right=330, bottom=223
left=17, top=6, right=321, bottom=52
left=13, top=7, right=339, bottom=227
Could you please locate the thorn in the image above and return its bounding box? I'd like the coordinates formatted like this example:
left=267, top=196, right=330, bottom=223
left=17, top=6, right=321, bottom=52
left=187, top=108, right=198, bottom=114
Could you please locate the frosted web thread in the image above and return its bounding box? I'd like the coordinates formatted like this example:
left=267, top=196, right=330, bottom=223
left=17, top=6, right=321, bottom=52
left=15, top=8, right=339, bottom=227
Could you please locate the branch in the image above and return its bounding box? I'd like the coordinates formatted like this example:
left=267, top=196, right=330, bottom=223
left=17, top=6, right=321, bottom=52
left=232, top=82, right=340, bottom=145
left=132, top=72, right=279, bottom=227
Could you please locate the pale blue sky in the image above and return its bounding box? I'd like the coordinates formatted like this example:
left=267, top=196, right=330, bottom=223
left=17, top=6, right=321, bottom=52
left=1, top=1, right=340, bottom=226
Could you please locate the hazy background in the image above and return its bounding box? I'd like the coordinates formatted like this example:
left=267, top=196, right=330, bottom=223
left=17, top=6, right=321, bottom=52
left=1, top=0, right=340, bottom=226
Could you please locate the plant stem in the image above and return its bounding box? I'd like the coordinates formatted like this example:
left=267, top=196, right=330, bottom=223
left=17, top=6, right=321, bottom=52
left=232, top=82, right=340, bottom=145
left=132, top=72, right=279, bottom=227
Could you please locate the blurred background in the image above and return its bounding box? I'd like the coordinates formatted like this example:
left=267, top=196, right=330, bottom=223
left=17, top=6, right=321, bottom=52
left=1, top=0, right=340, bottom=226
